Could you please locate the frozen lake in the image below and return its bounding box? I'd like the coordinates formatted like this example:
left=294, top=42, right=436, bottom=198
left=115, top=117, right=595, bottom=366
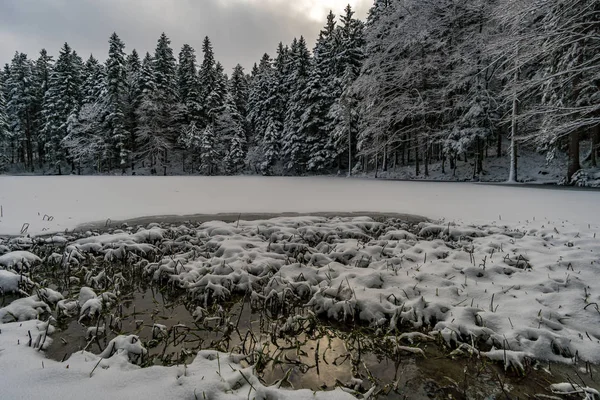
left=1, top=175, right=599, bottom=235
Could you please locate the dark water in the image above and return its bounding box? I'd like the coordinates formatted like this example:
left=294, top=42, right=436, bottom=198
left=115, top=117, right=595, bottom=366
left=45, top=285, right=599, bottom=399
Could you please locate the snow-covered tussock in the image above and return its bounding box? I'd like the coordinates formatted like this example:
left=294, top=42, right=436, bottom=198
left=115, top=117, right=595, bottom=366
left=3, top=215, right=600, bottom=366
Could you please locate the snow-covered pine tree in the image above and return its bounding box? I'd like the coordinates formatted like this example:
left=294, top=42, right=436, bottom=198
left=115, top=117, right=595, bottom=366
left=7, top=52, right=39, bottom=172
left=200, top=123, right=218, bottom=175
left=81, top=55, right=106, bottom=105
left=104, top=33, right=128, bottom=172
left=0, top=78, right=8, bottom=171
left=32, top=49, right=54, bottom=166
left=199, top=36, right=218, bottom=127
left=177, top=44, right=202, bottom=172
left=281, top=36, right=312, bottom=174
left=247, top=53, right=281, bottom=175
left=124, top=49, right=142, bottom=168
left=152, top=33, right=179, bottom=174
left=177, top=44, right=201, bottom=124
left=303, top=11, right=340, bottom=173
left=41, top=43, right=82, bottom=174
left=229, top=64, right=249, bottom=145
left=219, top=92, right=247, bottom=175
left=63, top=54, right=107, bottom=173
left=327, top=5, right=365, bottom=173
left=136, top=52, right=169, bottom=172
left=206, top=61, right=227, bottom=123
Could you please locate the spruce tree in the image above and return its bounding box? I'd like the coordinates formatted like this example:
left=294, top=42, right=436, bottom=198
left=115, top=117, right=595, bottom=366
left=151, top=33, right=178, bottom=173
left=41, top=43, right=82, bottom=173
left=247, top=53, right=281, bottom=174
left=0, top=79, right=9, bottom=171
left=7, top=53, right=39, bottom=172
left=177, top=44, right=201, bottom=123
left=125, top=49, right=142, bottom=166
left=104, top=32, right=128, bottom=171
left=327, top=5, right=365, bottom=172
left=281, top=36, right=312, bottom=173
left=229, top=64, right=249, bottom=144
left=177, top=44, right=202, bottom=171
left=219, top=92, right=247, bottom=175
left=33, top=49, right=54, bottom=158
left=81, top=55, right=106, bottom=105
left=199, top=36, right=217, bottom=126
left=200, top=124, right=218, bottom=175
left=303, top=12, right=340, bottom=172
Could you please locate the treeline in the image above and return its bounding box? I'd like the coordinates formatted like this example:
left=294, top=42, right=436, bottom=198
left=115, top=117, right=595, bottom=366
left=0, top=0, right=597, bottom=182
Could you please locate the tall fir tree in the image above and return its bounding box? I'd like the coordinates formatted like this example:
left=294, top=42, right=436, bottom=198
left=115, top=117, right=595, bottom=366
left=5, top=53, right=37, bottom=171
left=281, top=36, right=312, bottom=173
left=303, top=12, right=340, bottom=172
left=247, top=53, right=280, bottom=174
left=33, top=49, right=54, bottom=166
left=81, top=55, right=106, bottom=105
left=41, top=43, right=82, bottom=173
left=229, top=64, right=249, bottom=145
left=125, top=49, right=142, bottom=166
left=327, top=5, right=365, bottom=172
left=0, top=78, right=9, bottom=170
left=199, top=36, right=218, bottom=126
left=219, top=92, right=247, bottom=175
left=104, top=32, right=128, bottom=171
left=177, top=44, right=201, bottom=123
left=177, top=44, right=202, bottom=171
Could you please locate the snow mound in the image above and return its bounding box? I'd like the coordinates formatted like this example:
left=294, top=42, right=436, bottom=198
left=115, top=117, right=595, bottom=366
left=0, top=270, right=33, bottom=293
left=0, top=251, right=41, bottom=270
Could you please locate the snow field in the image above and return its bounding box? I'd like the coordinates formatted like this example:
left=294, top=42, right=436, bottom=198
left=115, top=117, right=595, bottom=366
left=2, top=176, right=600, bottom=236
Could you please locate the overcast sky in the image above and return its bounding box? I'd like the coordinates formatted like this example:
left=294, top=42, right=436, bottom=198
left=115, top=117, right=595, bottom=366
left=0, top=0, right=371, bottom=73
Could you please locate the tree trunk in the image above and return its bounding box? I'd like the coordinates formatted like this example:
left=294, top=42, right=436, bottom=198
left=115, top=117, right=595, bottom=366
left=508, top=93, right=519, bottom=182
left=567, top=130, right=581, bottom=182
left=592, top=126, right=599, bottom=167
left=424, top=139, right=429, bottom=177
left=477, top=136, right=483, bottom=176
left=347, top=103, right=352, bottom=177
left=441, top=154, right=446, bottom=174
left=383, top=145, right=388, bottom=172
left=510, top=139, right=518, bottom=183
left=415, top=138, right=420, bottom=176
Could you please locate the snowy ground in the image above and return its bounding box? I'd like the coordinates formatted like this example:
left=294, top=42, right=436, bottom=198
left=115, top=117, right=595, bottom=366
left=1, top=175, right=600, bottom=236
left=1, top=177, right=600, bottom=398
left=357, top=145, right=600, bottom=187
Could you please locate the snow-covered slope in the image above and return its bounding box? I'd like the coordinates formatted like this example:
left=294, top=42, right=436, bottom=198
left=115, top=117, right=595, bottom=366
left=1, top=176, right=599, bottom=236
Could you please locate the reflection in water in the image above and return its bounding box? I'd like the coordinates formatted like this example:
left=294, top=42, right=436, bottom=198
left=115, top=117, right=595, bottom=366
left=46, top=285, right=599, bottom=399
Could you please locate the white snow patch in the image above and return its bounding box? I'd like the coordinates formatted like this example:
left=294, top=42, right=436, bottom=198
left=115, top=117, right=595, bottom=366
left=1, top=176, right=600, bottom=235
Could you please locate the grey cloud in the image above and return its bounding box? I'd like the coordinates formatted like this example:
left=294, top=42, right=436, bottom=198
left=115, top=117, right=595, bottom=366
left=0, top=0, right=371, bottom=73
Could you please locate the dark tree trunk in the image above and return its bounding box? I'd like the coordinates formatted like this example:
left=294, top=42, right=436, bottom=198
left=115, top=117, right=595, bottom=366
left=424, top=139, right=429, bottom=177
left=591, top=125, right=599, bottom=167
left=567, top=130, right=581, bottom=182
left=415, top=138, right=420, bottom=176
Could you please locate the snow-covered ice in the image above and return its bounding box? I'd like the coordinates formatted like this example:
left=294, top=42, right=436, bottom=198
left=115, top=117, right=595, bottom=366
left=1, top=176, right=600, bottom=235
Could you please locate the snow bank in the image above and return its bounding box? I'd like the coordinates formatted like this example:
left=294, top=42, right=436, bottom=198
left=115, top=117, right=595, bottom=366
left=1, top=176, right=600, bottom=235
left=0, top=320, right=357, bottom=400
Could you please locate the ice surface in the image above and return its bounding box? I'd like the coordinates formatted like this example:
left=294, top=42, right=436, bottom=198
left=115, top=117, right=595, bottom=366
left=1, top=176, right=600, bottom=235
